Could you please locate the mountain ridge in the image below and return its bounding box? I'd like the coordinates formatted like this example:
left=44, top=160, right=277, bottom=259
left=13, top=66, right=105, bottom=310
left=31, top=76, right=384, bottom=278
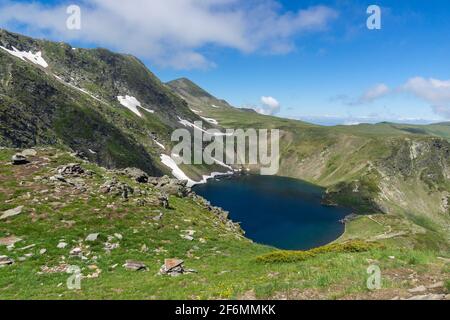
left=0, top=29, right=449, bottom=300
left=1, top=29, right=449, bottom=249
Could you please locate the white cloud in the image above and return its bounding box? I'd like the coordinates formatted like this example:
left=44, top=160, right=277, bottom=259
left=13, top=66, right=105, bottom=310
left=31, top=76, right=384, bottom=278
left=401, top=77, right=450, bottom=118
left=254, top=96, right=281, bottom=115
left=261, top=96, right=280, bottom=109
left=332, top=84, right=391, bottom=106
left=359, top=83, right=390, bottom=103
left=403, top=77, right=450, bottom=101
left=334, top=77, right=450, bottom=119
left=0, top=0, right=338, bottom=69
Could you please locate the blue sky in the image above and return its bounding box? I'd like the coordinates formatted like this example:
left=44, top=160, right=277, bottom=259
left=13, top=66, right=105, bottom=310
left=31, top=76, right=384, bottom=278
left=1, top=0, right=450, bottom=125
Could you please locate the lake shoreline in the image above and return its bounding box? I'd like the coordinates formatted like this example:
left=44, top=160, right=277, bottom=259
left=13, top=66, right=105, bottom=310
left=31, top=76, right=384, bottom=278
left=194, top=174, right=352, bottom=251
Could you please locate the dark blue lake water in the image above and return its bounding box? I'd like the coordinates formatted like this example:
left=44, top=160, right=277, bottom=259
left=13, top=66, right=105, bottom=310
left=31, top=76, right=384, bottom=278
left=193, top=175, right=352, bottom=250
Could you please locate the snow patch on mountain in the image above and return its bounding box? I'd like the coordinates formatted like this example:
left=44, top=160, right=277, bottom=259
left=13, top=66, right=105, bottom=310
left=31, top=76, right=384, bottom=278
left=160, top=154, right=233, bottom=187
left=117, top=95, right=143, bottom=117
left=53, top=74, right=105, bottom=103
left=200, top=116, right=219, bottom=125
left=117, top=96, right=155, bottom=117
left=160, top=154, right=197, bottom=187
left=0, top=46, right=48, bottom=68
left=141, top=107, right=155, bottom=114
left=57, top=77, right=103, bottom=102
left=153, top=139, right=166, bottom=150
left=177, top=117, right=231, bottom=136
left=213, top=158, right=233, bottom=170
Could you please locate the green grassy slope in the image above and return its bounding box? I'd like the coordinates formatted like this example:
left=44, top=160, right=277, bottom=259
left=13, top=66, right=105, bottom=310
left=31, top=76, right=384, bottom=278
left=0, top=148, right=448, bottom=300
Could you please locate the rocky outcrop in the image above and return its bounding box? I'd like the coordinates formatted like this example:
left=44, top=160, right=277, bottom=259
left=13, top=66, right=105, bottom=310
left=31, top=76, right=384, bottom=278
left=123, top=167, right=149, bottom=183
left=123, top=260, right=148, bottom=271
left=100, top=178, right=134, bottom=200
left=0, top=206, right=23, bottom=220
left=193, top=196, right=244, bottom=235
left=0, top=255, right=14, bottom=266
left=156, top=176, right=191, bottom=197
left=11, top=154, right=28, bottom=165
left=159, top=259, right=196, bottom=276
left=57, top=163, right=85, bottom=176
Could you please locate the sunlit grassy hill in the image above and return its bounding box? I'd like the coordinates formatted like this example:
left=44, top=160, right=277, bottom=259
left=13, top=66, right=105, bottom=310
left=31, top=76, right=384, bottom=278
left=0, top=148, right=448, bottom=300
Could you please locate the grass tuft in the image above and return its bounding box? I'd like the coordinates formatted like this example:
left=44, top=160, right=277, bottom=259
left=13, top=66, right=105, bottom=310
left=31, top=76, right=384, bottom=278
left=255, top=240, right=383, bottom=264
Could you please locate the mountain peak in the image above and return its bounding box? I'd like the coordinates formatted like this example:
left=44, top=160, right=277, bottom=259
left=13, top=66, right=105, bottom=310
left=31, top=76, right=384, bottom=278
left=167, top=77, right=232, bottom=109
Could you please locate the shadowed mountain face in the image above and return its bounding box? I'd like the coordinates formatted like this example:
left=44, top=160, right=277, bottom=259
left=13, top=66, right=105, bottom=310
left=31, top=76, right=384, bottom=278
left=0, top=30, right=207, bottom=175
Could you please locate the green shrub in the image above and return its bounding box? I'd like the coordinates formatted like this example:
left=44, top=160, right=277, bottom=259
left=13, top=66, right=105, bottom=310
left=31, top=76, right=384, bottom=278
left=256, top=240, right=382, bottom=264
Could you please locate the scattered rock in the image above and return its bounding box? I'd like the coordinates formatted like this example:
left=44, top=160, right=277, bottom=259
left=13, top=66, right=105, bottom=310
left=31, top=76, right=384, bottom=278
left=11, top=154, right=28, bottom=165
left=114, top=233, right=123, bottom=240
left=153, top=212, right=163, bottom=221
left=160, top=259, right=196, bottom=276
left=58, top=163, right=84, bottom=176
left=85, top=266, right=102, bottom=279
left=181, top=235, right=194, bottom=241
left=160, top=259, right=184, bottom=276
left=427, top=281, right=444, bottom=289
left=0, top=206, right=24, bottom=220
left=21, top=149, right=37, bottom=157
left=57, top=242, right=68, bottom=249
left=159, top=179, right=191, bottom=197
left=156, top=175, right=171, bottom=187
left=183, top=230, right=196, bottom=236
left=0, top=255, right=14, bottom=266
left=100, top=179, right=134, bottom=200
left=158, top=194, right=169, bottom=208
left=70, top=248, right=82, bottom=256
left=40, top=264, right=69, bottom=274
left=123, top=260, right=148, bottom=271
left=123, top=168, right=148, bottom=183
left=104, top=242, right=120, bottom=252
left=39, top=249, right=47, bottom=255
left=408, top=285, right=427, bottom=294
left=0, top=236, right=22, bottom=246
left=49, top=174, right=66, bottom=183
left=19, top=244, right=36, bottom=251
left=85, top=233, right=100, bottom=242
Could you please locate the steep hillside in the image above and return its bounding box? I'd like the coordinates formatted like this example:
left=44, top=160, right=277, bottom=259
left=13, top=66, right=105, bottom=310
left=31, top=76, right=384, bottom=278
left=0, top=30, right=224, bottom=179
